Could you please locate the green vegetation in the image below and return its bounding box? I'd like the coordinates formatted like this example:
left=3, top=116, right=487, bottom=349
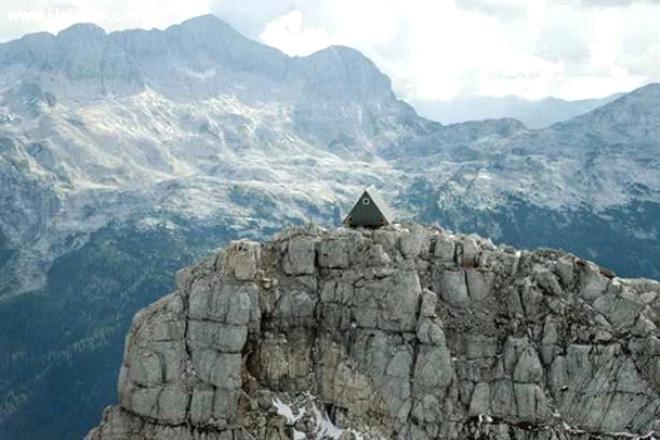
left=0, top=215, right=234, bottom=439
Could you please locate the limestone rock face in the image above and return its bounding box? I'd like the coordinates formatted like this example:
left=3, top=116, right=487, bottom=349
left=86, top=224, right=660, bottom=440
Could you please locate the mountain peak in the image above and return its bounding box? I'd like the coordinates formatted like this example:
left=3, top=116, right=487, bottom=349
left=167, top=13, right=243, bottom=40
left=290, top=44, right=393, bottom=102
left=56, top=22, right=106, bottom=40
left=620, top=81, right=660, bottom=101
left=309, top=44, right=367, bottom=58
left=588, top=82, right=660, bottom=112
left=554, top=82, right=660, bottom=140
left=178, top=13, right=227, bottom=28
left=86, top=223, right=660, bottom=440
left=303, top=44, right=380, bottom=71
left=1, top=14, right=395, bottom=103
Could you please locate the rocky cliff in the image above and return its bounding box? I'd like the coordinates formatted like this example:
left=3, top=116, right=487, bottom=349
left=86, top=223, right=660, bottom=439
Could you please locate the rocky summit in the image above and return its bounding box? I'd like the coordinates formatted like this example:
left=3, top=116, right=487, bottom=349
left=86, top=223, right=660, bottom=440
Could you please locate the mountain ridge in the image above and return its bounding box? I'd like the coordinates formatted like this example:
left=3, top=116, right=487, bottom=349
left=0, top=15, right=394, bottom=105
left=0, top=14, right=659, bottom=439
left=411, top=92, right=624, bottom=129
left=1, top=14, right=658, bottom=298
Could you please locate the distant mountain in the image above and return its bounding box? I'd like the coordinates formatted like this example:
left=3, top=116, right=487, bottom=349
left=395, top=84, right=660, bottom=279
left=0, top=14, right=658, bottom=439
left=0, top=14, right=419, bottom=298
left=411, top=93, right=622, bottom=128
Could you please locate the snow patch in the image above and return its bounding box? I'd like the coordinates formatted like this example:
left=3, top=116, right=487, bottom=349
left=273, top=398, right=305, bottom=440
left=182, top=67, right=217, bottom=80
left=273, top=395, right=368, bottom=440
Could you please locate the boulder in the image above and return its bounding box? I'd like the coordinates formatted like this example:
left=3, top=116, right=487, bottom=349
left=283, top=237, right=316, bottom=275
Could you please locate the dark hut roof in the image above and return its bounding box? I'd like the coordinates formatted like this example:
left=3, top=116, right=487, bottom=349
left=364, top=186, right=394, bottom=223
left=343, top=186, right=395, bottom=227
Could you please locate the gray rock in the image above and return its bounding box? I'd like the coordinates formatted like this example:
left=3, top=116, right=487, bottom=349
left=205, top=350, right=242, bottom=388
left=318, top=238, right=350, bottom=269
left=436, top=270, right=469, bottom=305
left=400, top=230, right=430, bottom=259
left=513, top=348, right=543, bottom=383
left=352, top=269, right=422, bottom=331
left=420, top=288, right=438, bottom=317
left=157, top=384, right=189, bottom=424
left=368, top=243, right=391, bottom=266
left=187, top=320, right=247, bottom=352
left=461, top=237, right=480, bottom=267
left=464, top=336, right=498, bottom=360
left=579, top=261, right=609, bottom=301
left=468, top=382, right=490, bottom=416
left=416, top=318, right=446, bottom=346
left=87, top=224, right=660, bottom=440
left=413, top=345, right=453, bottom=391
left=272, top=288, right=316, bottom=323
left=434, top=236, right=455, bottom=263
left=188, top=281, right=254, bottom=325
left=513, top=383, right=548, bottom=422
left=223, top=240, right=261, bottom=281
left=128, top=349, right=163, bottom=387
left=533, top=267, right=563, bottom=296
left=283, top=237, right=316, bottom=275
left=593, top=290, right=645, bottom=329
left=189, top=387, right=215, bottom=425
left=466, top=270, right=495, bottom=301
left=175, top=266, right=193, bottom=291
left=555, top=256, right=575, bottom=288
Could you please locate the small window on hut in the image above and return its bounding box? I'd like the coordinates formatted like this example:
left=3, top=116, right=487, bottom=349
left=362, top=197, right=370, bottom=205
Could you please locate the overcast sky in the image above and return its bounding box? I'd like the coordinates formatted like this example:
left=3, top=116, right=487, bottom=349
left=1, top=0, right=658, bottom=101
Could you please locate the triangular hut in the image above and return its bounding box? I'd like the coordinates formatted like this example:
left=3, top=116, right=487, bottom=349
left=343, top=186, right=394, bottom=228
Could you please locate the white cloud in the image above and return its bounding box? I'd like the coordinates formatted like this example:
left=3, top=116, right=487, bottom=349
left=259, top=10, right=333, bottom=57
left=0, top=0, right=210, bottom=41
left=1, top=0, right=658, bottom=101
left=252, top=0, right=659, bottom=100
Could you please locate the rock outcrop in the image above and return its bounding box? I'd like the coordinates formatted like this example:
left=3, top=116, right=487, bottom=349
left=86, top=224, right=660, bottom=439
